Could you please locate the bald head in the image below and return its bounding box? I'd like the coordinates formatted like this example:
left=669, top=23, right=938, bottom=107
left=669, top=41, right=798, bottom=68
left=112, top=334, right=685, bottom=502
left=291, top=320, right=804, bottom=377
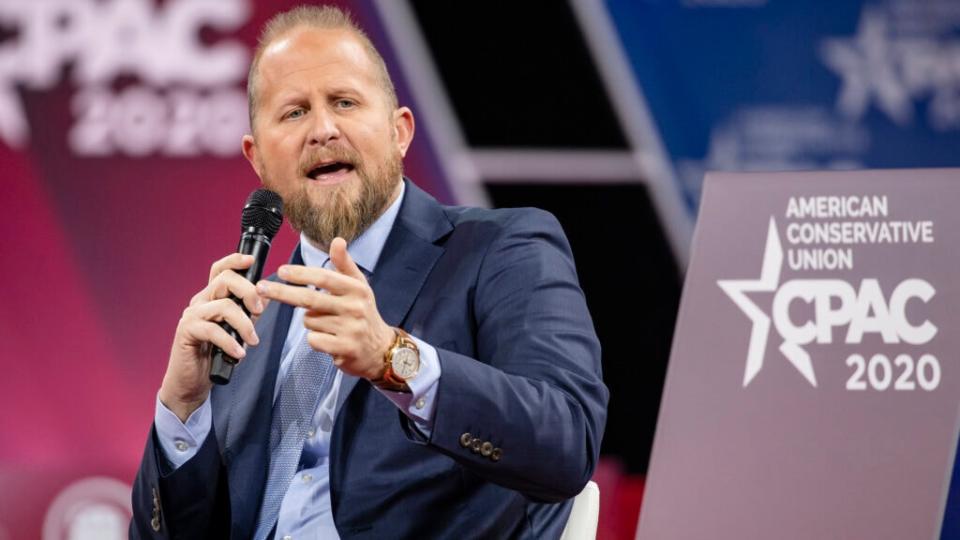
left=246, top=5, right=398, bottom=132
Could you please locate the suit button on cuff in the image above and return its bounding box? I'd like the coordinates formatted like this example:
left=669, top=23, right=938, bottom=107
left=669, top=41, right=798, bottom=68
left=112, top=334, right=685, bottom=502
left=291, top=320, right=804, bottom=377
left=459, top=432, right=473, bottom=448
left=490, top=447, right=502, bottom=462
left=470, top=438, right=482, bottom=453
left=480, top=441, right=493, bottom=457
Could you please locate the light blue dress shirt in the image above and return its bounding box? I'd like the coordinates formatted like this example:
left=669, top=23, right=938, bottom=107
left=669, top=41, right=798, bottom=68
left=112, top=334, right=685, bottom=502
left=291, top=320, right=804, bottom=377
left=155, top=182, right=442, bottom=539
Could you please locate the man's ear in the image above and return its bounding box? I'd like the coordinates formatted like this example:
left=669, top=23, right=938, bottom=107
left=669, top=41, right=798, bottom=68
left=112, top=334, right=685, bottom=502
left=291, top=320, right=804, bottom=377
left=241, top=134, right=263, bottom=179
left=393, top=107, right=415, bottom=158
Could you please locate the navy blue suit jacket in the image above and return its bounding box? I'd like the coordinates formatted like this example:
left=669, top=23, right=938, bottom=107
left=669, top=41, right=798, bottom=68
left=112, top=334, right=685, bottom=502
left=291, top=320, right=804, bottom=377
left=131, top=180, right=608, bottom=539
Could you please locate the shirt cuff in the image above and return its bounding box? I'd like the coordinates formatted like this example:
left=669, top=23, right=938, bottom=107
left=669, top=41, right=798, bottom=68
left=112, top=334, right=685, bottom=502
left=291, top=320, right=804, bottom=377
left=373, top=334, right=440, bottom=435
left=154, top=393, right=212, bottom=469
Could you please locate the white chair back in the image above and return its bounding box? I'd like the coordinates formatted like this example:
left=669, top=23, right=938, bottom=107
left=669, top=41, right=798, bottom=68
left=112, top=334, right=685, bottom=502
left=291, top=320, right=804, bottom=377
left=560, top=480, right=600, bottom=540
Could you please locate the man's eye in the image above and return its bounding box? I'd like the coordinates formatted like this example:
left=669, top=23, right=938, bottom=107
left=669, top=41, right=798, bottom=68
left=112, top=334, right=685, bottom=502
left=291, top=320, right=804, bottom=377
left=335, top=99, right=356, bottom=109
left=285, top=108, right=305, bottom=120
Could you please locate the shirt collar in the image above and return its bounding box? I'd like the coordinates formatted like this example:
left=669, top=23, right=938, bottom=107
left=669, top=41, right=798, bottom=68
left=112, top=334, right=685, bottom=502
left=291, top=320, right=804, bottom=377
left=298, top=180, right=405, bottom=274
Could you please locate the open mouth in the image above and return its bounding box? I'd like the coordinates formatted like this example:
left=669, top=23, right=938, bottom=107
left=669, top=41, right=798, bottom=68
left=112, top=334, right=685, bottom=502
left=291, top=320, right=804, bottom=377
left=307, top=161, right=354, bottom=180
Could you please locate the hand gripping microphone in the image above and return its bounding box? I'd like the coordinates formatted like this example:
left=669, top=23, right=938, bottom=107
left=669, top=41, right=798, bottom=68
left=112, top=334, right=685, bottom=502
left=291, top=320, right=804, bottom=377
left=209, top=188, right=284, bottom=385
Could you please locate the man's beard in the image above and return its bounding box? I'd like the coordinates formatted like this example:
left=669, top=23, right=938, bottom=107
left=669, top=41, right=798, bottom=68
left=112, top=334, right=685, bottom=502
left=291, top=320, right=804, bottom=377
left=269, top=147, right=402, bottom=250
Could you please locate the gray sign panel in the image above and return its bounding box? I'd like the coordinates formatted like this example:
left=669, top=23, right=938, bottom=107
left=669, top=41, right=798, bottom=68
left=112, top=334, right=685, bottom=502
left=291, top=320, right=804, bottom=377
left=637, top=169, right=960, bottom=540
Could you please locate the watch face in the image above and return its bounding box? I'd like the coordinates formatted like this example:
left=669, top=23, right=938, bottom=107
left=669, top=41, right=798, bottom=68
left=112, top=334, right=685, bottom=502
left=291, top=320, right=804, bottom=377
left=392, top=347, right=420, bottom=379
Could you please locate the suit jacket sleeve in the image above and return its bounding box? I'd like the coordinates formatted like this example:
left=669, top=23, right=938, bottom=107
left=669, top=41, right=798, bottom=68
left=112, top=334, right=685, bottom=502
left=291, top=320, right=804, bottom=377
left=409, top=208, right=609, bottom=503
left=130, top=424, right=230, bottom=539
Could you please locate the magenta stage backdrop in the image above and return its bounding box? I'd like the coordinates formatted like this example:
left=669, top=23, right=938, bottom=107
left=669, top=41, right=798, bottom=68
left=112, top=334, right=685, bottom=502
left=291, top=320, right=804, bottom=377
left=0, top=2, right=450, bottom=537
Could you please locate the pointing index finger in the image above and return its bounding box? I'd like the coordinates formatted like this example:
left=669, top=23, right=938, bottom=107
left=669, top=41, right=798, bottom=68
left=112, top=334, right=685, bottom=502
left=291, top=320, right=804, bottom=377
left=274, top=265, right=357, bottom=295
left=255, top=280, right=341, bottom=312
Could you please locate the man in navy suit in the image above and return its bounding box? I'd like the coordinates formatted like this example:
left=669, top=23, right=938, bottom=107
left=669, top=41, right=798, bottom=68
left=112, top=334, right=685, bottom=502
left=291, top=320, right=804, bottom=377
left=131, top=6, right=607, bottom=539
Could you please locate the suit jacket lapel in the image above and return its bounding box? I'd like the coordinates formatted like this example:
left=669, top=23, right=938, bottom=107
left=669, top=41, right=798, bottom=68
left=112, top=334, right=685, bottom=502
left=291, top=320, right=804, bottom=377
left=216, top=246, right=303, bottom=452
left=214, top=247, right=300, bottom=535
left=334, top=179, right=452, bottom=413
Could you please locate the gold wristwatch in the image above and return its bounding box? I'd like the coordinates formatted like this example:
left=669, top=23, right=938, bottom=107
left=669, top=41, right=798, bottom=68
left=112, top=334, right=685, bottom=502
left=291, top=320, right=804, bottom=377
left=371, top=327, right=420, bottom=392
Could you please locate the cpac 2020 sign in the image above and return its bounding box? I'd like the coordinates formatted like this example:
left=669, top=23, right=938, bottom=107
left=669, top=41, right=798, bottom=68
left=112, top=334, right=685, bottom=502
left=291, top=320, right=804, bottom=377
left=638, top=169, right=960, bottom=540
left=718, top=197, right=939, bottom=392
left=0, top=0, right=251, bottom=155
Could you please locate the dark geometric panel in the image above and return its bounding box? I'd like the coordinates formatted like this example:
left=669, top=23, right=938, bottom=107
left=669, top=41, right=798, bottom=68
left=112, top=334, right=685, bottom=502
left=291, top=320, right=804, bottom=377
left=486, top=182, right=681, bottom=474
left=409, top=1, right=628, bottom=149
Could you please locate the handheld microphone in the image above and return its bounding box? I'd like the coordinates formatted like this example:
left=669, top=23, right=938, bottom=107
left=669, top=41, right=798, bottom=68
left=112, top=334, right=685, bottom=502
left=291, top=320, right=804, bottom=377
left=209, top=188, right=284, bottom=385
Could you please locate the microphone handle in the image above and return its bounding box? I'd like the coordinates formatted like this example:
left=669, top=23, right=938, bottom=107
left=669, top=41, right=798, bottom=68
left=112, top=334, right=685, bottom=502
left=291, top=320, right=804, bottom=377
left=209, top=229, right=273, bottom=385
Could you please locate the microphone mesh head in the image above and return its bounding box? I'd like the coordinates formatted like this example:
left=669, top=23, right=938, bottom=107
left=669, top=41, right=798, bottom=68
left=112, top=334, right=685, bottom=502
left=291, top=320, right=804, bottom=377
left=241, top=189, right=284, bottom=238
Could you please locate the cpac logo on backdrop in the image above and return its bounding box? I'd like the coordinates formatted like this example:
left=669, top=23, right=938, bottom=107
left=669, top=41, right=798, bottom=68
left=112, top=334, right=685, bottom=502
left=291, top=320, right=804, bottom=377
left=820, top=5, right=960, bottom=131
left=0, top=0, right=251, bottom=156
left=718, top=217, right=940, bottom=391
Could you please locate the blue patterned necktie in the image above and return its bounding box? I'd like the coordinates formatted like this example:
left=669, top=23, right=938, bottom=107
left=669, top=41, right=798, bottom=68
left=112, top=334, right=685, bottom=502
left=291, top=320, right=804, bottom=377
left=253, top=332, right=336, bottom=540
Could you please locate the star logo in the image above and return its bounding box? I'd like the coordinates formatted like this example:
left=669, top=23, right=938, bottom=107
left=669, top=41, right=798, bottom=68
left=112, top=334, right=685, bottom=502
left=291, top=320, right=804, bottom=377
left=819, top=8, right=913, bottom=126
left=717, top=218, right=818, bottom=388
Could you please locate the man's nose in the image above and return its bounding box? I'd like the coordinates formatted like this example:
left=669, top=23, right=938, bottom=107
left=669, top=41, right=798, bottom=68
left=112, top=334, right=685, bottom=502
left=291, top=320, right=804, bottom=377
left=307, top=107, right=340, bottom=146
